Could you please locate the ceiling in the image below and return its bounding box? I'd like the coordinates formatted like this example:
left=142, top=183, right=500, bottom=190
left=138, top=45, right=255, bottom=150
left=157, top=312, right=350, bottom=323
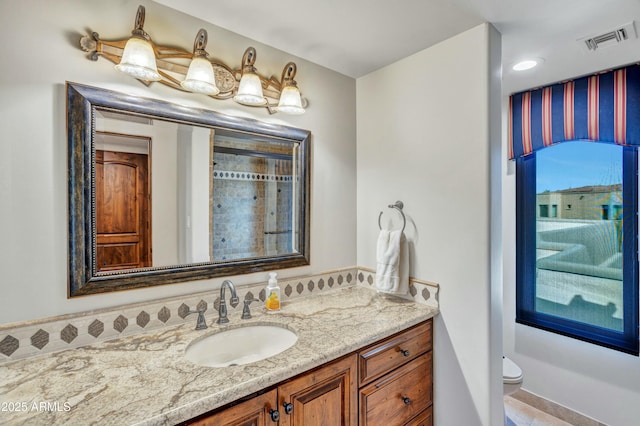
left=155, top=0, right=640, bottom=94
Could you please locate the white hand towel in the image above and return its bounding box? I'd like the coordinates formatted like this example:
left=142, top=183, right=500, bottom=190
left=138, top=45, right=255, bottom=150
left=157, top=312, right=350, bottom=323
left=375, top=229, right=409, bottom=295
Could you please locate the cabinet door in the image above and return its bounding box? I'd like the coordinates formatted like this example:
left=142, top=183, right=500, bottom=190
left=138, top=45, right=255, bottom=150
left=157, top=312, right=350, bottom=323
left=188, top=389, right=278, bottom=426
left=277, top=354, right=358, bottom=426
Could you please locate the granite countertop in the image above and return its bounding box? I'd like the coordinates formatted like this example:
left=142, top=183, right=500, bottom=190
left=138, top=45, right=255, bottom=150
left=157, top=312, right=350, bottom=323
left=0, top=286, right=438, bottom=425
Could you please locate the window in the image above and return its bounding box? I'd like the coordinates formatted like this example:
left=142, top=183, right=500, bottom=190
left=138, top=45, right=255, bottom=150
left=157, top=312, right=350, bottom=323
left=516, top=142, right=639, bottom=355
left=613, top=205, right=623, bottom=219
left=539, top=205, right=549, bottom=217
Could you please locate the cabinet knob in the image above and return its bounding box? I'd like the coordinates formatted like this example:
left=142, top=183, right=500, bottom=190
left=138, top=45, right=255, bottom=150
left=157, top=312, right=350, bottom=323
left=269, top=409, right=280, bottom=422
left=399, top=349, right=410, bottom=357
left=283, top=402, right=294, bottom=414
left=402, top=396, right=412, bottom=405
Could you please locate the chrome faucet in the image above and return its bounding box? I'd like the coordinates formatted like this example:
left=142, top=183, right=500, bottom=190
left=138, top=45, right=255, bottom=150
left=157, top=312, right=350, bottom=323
left=217, top=279, right=239, bottom=324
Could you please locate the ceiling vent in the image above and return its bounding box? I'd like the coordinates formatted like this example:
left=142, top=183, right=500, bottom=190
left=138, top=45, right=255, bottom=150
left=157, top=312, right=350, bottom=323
left=579, top=21, right=637, bottom=51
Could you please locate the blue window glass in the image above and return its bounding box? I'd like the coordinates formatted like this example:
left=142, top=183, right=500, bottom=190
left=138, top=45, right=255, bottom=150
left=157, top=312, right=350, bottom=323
left=516, top=142, right=639, bottom=355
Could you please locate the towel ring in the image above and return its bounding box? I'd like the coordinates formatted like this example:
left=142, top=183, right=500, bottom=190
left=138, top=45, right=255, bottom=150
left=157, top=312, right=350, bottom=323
left=378, top=201, right=406, bottom=233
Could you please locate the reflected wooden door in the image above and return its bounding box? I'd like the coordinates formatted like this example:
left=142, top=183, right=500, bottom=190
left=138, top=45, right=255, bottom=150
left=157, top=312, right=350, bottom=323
left=96, top=150, right=151, bottom=271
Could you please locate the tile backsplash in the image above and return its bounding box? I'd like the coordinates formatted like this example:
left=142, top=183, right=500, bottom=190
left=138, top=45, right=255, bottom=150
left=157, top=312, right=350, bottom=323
left=0, top=267, right=438, bottom=363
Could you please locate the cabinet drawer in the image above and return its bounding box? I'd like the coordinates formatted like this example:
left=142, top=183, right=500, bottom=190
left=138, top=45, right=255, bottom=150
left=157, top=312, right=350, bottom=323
left=358, top=320, right=432, bottom=386
left=405, top=406, right=432, bottom=426
left=359, top=352, right=432, bottom=426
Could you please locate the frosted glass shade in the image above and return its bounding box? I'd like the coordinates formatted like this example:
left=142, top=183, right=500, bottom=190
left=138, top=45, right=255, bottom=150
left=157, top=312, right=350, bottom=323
left=181, top=57, right=219, bottom=95
left=115, top=37, right=161, bottom=81
left=234, top=72, right=266, bottom=105
left=277, top=86, right=305, bottom=115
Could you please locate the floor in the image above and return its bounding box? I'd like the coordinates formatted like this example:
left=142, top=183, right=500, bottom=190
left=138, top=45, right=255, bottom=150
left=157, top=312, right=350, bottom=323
left=504, top=396, right=573, bottom=426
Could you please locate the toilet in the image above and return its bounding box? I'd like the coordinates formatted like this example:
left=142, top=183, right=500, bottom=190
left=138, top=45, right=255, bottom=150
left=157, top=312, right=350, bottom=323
left=503, top=356, right=523, bottom=395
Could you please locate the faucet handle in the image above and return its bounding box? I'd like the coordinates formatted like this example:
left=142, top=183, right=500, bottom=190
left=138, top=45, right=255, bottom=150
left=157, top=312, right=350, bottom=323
left=241, top=298, right=261, bottom=319
left=187, top=308, right=208, bottom=330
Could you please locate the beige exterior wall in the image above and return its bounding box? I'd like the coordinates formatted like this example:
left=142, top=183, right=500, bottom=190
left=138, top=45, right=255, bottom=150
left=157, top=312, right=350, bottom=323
left=537, top=190, right=622, bottom=220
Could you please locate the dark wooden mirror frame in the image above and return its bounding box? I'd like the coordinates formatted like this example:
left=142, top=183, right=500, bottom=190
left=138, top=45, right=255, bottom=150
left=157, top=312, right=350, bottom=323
left=67, top=82, right=311, bottom=297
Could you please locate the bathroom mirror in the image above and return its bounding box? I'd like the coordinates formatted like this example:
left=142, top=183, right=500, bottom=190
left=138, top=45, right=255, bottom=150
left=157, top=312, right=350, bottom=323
left=67, top=82, right=310, bottom=297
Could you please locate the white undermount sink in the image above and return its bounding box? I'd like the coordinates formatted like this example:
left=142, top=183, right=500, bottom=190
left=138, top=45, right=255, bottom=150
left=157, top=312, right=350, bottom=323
left=184, top=325, right=298, bottom=368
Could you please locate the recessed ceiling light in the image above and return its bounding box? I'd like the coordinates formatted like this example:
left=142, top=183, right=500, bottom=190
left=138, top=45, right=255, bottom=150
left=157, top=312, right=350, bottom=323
left=512, top=58, right=544, bottom=71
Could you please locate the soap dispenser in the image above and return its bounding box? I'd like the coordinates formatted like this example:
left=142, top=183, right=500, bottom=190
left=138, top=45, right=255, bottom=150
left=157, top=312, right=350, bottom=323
left=265, top=272, right=281, bottom=312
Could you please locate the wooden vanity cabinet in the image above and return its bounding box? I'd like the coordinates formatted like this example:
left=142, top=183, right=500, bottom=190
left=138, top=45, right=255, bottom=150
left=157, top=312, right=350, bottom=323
left=358, top=320, right=433, bottom=426
left=186, top=355, right=357, bottom=426
left=185, top=320, right=432, bottom=426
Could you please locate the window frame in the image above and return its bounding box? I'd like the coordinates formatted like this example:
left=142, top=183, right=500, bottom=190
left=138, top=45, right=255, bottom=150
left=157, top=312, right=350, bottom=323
left=515, top=145, right=640, bottom=355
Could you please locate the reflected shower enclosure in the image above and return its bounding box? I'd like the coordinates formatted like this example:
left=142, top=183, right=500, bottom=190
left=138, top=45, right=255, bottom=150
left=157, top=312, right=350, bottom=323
left=212, top=132, right=297, bottom=262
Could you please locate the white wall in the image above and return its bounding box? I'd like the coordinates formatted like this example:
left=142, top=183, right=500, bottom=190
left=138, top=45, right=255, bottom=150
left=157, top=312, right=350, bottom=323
left=357, top=24, right=503, bottom=426
left=176, top=125, right=211, bottom=264
left=0, top=0, right=356, bottom=324
left=502, top=112, right=640, bottom=424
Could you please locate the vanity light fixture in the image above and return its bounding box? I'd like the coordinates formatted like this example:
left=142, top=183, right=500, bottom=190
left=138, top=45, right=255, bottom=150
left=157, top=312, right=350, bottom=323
left=276, top=62, right=305, bottom=115
left=233, top=47, right=267, bottom=106
left=114, top=5, right=161, bottom=81
left=181, top=29, right=219, bottom=95
left=80, top=5, right=308, bottom=114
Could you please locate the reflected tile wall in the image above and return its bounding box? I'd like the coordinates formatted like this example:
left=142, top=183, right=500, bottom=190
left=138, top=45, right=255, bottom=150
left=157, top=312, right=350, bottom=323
left=212, top=152, right=293, bottom=261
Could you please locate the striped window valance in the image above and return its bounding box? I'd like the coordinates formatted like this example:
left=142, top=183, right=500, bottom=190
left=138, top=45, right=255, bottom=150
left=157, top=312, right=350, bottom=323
left=509, top=64, right=640, bottom=159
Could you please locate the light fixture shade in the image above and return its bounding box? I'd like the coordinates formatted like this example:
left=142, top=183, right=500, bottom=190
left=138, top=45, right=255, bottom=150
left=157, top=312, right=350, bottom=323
left=234, top=72, right=266, bottom=105
left=181, top=57, right=219, bottom=95
left=115, top=36, right=161, bottom=81
left=277, top=85, right=305, bottom=115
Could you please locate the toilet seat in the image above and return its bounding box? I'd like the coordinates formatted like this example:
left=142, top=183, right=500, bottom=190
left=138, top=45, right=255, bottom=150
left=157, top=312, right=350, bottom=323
left=503, top=356, right=523, bottom=384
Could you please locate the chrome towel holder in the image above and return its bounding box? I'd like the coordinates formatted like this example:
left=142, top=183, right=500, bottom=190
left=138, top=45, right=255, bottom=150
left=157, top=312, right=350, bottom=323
left=378, top=200, right=406, bottom=233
